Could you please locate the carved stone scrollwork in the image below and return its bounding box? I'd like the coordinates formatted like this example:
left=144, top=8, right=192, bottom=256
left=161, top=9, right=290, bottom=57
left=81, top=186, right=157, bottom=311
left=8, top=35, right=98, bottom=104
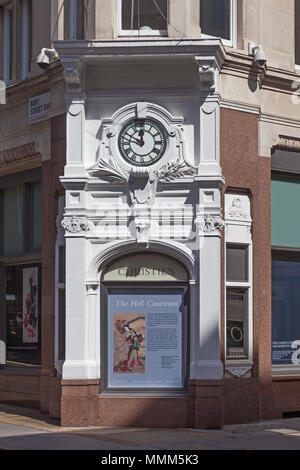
left=61, top=216, right=92, bottom=233
left=157, top=158, right=196, bottom=182
left=225, top=366, right=252, bottom=378
left=196, top=214, right=225, bottom=234
left=89, top=156, right=128, bottom=183
left=128, top=167, right=157, bottom=208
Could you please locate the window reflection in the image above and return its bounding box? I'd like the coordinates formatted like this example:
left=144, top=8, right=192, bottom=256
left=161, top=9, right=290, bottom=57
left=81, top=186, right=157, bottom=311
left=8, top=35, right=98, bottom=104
left=272, top=255, right=300, bottom=365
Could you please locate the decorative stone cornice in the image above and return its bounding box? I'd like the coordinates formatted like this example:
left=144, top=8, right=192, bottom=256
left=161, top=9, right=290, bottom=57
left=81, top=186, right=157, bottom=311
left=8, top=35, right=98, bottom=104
left=0, top=142, right=40, bottom=169
left=274, top=135, right=300, bottom=152
left=61, top=215, right=92, bottom=233
left=54, top=39, right=226, bottom=68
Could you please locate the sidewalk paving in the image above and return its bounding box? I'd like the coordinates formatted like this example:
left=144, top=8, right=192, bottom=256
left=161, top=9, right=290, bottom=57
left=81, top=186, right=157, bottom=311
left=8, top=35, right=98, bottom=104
left=0, top=404, right=300, bottom=450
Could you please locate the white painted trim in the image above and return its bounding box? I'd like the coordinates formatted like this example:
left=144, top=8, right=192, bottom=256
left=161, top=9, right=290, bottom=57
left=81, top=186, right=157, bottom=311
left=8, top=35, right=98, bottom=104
left=21, top=0, right=31, bottom=80
left=224, top=194, right=253, bottom=369
left=201, top=0, right=237, bottom=48
left=117, top=0, right=168, bottom=37
left=2, top=3, right=13, bottom=85
left=272, top=364, right=300, bottom=376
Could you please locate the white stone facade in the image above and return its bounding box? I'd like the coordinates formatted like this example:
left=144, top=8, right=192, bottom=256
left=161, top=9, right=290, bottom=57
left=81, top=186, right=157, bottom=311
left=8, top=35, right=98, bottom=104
left=54, top=39, right=227, bottom=385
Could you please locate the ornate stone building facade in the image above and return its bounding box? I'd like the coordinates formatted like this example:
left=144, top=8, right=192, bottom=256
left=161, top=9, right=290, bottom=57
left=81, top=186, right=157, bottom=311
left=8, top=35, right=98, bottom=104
left=0, top=0, right=300, bottom=428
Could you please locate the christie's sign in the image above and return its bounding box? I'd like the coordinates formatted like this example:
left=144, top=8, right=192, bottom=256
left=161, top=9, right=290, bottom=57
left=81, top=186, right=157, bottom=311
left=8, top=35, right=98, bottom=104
left=104, top=254, right=188, bottom=282
left=29, top=92, right=51, bottom=123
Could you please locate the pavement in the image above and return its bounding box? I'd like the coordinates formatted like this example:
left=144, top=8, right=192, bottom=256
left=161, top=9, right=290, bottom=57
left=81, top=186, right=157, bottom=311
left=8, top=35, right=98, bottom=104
left=0, top=404, right=300, bottom=450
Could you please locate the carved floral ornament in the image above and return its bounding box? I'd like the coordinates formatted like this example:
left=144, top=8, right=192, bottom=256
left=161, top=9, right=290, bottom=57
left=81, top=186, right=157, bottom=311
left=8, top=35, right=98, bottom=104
left=61, top=215, right=91, bottom=233
left=196, top=214, right=225, bottom=234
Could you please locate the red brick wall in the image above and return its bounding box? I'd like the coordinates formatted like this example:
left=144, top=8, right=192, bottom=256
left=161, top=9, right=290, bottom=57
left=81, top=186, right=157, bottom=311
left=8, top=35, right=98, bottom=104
left=40, top=114, right=66, bottom=417
left=221, top=108, right=276, bottom=423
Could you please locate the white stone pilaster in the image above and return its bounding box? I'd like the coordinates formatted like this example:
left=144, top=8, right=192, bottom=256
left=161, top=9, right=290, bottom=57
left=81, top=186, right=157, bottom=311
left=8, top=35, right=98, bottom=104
left=63, top=60, right=86, bottom=177
left=62, top=237, right=98, bottom=380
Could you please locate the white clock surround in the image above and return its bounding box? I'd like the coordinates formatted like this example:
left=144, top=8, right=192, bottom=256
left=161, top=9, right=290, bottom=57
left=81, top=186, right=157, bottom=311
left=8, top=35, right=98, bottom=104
left=55, top=39, right=227, bottom=393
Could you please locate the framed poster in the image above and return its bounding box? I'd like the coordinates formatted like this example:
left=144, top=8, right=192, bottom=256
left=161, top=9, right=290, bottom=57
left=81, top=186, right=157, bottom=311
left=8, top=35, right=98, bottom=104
left=23, top=267, right=39, bottom=343
left=107, top=288, right=185, bottom=389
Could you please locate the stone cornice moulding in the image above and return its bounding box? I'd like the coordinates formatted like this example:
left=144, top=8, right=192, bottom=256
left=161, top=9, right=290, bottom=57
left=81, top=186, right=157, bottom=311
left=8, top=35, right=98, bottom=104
left=0, top=142, right=40, bottom=168
left=273, top=135, right=300, bottom=152
left=224, top=50, right=299, bottom=93
left=54, top=38, right=227, bottom=71
left=2, top=61, right=63, bottom=100
left=220, top=99, right=260, bottom=116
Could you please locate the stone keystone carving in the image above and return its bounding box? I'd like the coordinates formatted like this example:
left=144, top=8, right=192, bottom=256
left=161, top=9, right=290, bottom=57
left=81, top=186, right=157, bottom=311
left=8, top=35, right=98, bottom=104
left=61, top=216, right=91, bottom=233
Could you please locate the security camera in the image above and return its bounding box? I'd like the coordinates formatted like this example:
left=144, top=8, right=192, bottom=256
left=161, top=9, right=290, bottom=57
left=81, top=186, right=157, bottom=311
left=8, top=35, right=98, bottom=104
left=248, top=42, right=267, bottom=67
left=36, top=48, right=59, bottom=70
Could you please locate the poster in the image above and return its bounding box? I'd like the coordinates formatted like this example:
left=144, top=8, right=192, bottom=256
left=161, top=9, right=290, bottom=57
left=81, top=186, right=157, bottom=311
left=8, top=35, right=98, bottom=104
left=108, top=289, right=184, bottom=389
left=113, top=314, right=146, bottom=374
left=23, top=267, right=38, bottom=343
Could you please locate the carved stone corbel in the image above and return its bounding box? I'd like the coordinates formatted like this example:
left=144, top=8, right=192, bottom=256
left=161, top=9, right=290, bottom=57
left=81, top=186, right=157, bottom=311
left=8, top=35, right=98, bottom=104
left=63, top=61, right=84, bottom=94
left=198, top=65, right=216, bottom=93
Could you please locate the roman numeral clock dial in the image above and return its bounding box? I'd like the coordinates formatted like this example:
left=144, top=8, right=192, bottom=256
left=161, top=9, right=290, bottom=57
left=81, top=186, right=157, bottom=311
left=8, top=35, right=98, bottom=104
left=118, top=119, right=167, bottom=167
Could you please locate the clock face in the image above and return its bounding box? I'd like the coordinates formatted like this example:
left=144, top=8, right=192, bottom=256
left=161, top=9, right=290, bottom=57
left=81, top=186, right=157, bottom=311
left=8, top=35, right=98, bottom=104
left=118, top=119, right=167, bottom=167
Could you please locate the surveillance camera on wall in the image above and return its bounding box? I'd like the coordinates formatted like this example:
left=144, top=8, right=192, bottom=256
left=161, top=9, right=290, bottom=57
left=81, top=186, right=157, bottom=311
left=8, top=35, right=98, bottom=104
left=248, top=42, right=267, bottom=67
left=36, top=48, right=59, bottom=70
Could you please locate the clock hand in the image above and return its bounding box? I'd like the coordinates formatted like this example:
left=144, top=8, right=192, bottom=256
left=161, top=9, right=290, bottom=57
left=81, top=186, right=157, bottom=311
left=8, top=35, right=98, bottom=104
left=123, top=136, right=142, bottom=145
left=138, top=129, right=145, bottom=147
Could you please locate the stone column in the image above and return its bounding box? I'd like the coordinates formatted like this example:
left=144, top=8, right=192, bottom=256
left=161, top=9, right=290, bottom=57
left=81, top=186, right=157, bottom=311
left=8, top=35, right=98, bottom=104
left=189, top=53, right=225, bottom=428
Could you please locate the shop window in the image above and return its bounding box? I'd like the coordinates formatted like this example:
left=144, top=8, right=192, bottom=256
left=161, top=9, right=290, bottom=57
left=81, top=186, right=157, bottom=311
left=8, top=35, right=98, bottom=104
left=2, top=187, right=24, bottom=257
left=225, top=194, right=253, bottom=372
left=200, top=0, right=236, bottom=46
left=296, top=0, right=300, bottom=66
left=21, top=0, right=32, bottom=79
left=119, top=0, right=168, bottom=36
left=2, top=3, right=13, bottom=84
left=272, top=251, right=300, bottom=367
left=6, top=264, right=41, bottom=364
left=31, top=182, right=42, bottom=251
left=0, top=182, right=42, bottom=257
left=271, top=157, right=300, bottom=372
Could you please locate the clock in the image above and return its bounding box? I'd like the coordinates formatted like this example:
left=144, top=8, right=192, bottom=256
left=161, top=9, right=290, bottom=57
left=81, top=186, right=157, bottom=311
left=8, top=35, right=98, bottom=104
left=118, top=118, right=167, bottom=167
